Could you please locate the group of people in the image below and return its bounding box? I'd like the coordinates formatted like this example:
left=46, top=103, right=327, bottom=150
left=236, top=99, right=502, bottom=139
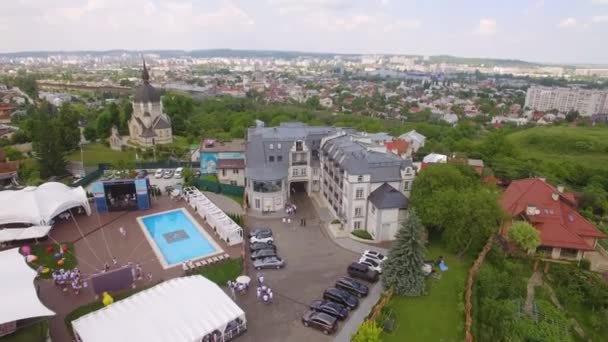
left=285, top=203, right=297, bottom=216
left=52, top=268, right=84, bottom=295
left=227, top=280, right=248, bottom=298
left=257, top=285, right=274, bottom=303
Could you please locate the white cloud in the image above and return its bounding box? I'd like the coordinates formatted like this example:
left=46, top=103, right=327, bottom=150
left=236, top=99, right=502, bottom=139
left=592, top=14, right=608, bottom=23
left=474, top=18, right=497, bottom=36
left=558, top=17, right=578, bottom=28
left=268, top=0, right=351, bottom=14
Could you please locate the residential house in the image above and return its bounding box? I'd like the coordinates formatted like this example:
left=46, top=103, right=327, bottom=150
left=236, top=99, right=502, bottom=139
left=0, top=104, right=12, bottom=123
left=399, top=130, right=426, bottom=153
left=501, top=178, right=606, bottom=260
left=319, top=97, right=333, bottom=108
left=200, top=139, right=246, bottom=176
left=217, top=159, right=245, bottom=186
left=0, top=147, right=18, bottom=187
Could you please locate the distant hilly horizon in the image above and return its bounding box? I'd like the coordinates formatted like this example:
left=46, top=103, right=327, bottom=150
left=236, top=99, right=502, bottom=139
left=0, top=48, right=604, bottom=68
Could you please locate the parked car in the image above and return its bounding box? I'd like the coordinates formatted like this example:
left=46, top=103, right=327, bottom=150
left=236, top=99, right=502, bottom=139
left=253, top=256, right=285, bottom=270
left=249, top=242, right=277, bottom=252
left=249, top=231, right=274, bottom=244
left=163, top=169, right=174, bottom=179
left=359, top=257, right=383, bottom=274
left=195, top=170, right=201, bottom=178
left=346, top=262, right=379, bottom=282
left=301, top=310, right=338, bottom=335
left=362, top=250, right=388, bottom=263
left=309, top=300, right=348, bottom=320
left=250, top=248, right=277, bottom=260
left=154, top=169, right=164, bottom=178
left=335, top=277, right=369, bottom=298
left=174, top=167, right=183, bottom=179
left=323, top=288, right=359, bottom=310
left=248, top=227, right=272, bottom=238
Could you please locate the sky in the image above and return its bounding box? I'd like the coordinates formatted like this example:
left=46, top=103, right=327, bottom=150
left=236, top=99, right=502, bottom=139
left=1, top=0, right=608, bottom=64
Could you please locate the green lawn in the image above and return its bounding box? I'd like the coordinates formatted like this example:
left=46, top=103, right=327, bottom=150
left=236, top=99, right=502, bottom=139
left=193, top=257, right=243, bottom=286
left=0, top=321, right=48, bottom=342
left=27, top=243, right=77, bottom=279
left=506, top=125, right=608, bottom=170
left=67, top=143, right=135, bottom=167
left=383, top=244, right=469, bottom=342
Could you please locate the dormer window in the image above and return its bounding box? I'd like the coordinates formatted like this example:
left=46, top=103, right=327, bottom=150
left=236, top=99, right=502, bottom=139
left=357, top=175, right=363, bottom=182
left=269, top=143, right=274, bottom=150
left=277, top=143, right=282, bottom=149
left=296, top=141, right=303, bottom=151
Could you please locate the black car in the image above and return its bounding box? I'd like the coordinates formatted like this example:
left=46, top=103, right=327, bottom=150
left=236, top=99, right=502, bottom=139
left=248, top=227, right=272, bottom=238
left=249, top=242, right=277, bottom=252
left=347, top=262, right=379, bottom=282
left=335, top=277, right=369, bottom=298
left=323, top=287, right=359, bottom=310
left=301, top=310, right=338, bottom=335
left=309, top=299, right=348, bottom=320
left=250, top=248, right=277, bottom=260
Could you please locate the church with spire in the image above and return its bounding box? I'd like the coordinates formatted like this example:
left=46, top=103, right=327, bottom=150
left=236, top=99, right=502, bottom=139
left=128, top=61, right=173, bottom=147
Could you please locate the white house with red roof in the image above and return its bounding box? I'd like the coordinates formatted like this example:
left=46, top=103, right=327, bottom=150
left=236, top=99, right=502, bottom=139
left=501, top=178, right=606, bottom=260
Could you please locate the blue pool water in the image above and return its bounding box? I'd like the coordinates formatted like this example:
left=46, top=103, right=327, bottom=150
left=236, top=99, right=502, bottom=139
left=141, top=209, right=217, bottom=265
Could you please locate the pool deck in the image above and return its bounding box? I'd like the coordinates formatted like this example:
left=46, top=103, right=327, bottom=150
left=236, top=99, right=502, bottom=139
left=27, top=195, right=243, bottom=342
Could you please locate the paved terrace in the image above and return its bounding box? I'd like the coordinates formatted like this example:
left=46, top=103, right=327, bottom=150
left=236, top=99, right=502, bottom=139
left=21, top=196, right=242, bottom=342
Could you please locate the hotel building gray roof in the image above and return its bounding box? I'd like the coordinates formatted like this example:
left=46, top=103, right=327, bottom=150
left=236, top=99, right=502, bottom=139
left=245, top=122, right=337, bottom=181
left=368, top=183, right=409, bottom=209
left=322, top=134, right=412, bottom=182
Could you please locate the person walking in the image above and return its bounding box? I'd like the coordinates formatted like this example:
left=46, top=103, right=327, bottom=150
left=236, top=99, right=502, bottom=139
left=119, top=226, right=127, bottom=237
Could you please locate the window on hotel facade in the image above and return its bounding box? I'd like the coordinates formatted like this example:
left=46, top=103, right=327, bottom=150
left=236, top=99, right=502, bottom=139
left=354, top=221, right=362, bottom=230
left=296, top=141, right=303, bottom=151
left=292, top=168, right=298, bottom=176
left=357, top=175, right=363, bottom=182
left=253, top=180, right=282, bottom=193
left=269, top=156, right=274, bottom=162
left=403, top=181, right=410, bottom=191
left=277, top=143, right=282, bottom=149
left=355, top=188, right=364, bottom=199
left=371, top=205, right=375, bottom=214
left=254, top=199, right=260, bottom=209
left=277, top=156, right=283, bottom=162
left=355, top=207, right=362, bottom=217
left=269, top=143, right=274, bottom=150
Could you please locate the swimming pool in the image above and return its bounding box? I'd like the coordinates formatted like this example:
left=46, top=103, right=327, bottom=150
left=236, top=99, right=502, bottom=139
left=138, top=209, right=222, bottom=268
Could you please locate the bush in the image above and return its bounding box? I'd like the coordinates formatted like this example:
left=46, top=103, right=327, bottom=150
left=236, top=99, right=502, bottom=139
left=351, top=230, right=373, bottom=240
left=330, top=219, right=341, bottom=224
left=579, top=258, right=591, bottom=271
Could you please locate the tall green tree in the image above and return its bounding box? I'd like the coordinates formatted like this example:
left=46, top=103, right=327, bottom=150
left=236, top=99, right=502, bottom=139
left=351, top=320, right=382, bottom=342
left=31, top=103, right=67, bottom=178
left=57, top=104, right=81, bottom=152
left=382, top=210, right=427, bottom=296
left=508, top=221, right=541, bottom=253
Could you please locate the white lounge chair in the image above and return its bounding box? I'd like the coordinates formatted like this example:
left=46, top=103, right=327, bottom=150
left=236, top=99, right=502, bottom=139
left=194, top=261, right=202, bottom=268
left=182, top=263, right=189, bottom=272
left=211, top=256, right=219, bottom=263
left=216, top=255, right=225, bottom=262
left=201, top=260, right=208, bottom=266
left=223, top=253, right=230, bottom=259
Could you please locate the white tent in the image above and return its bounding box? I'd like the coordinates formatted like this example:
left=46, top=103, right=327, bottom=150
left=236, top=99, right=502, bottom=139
left=0, top=225, right=53, bottom=243
left=0, top=248, right=55, bottom=325
left=0, top=182, right=91, bottom=226
left=72, top=276, right=247, bottom=342
left=184, top=187, right=243, bottom=246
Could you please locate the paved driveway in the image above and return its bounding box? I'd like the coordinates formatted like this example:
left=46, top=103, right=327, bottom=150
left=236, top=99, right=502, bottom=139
left=236, top=193, right=363, bottom=342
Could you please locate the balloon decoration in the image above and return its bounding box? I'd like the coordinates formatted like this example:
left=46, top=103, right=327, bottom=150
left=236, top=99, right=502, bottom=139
left=102, top=292, right=114, bottom=306
left=42, top=267, right=50, bottom=274
left=46, top=246, right=54, bottom=254
left=21, top=246, right=31, bottom=255
left=57, top=259, right=65, bottom=266
left=61, top=245, right=69, bottom=253
left=54, top=252, right=62, bottom=260
left=26, top=255, right=38, bottom=263
left=36, top=266, right=44, bottom=273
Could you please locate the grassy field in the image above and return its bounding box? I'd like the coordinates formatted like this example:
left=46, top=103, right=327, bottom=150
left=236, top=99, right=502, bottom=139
left=67, top=143, right=135, bottom=167
left=193, top=257, right=243, bottom=286
left=0, top=321, right=48, bottom=342
left=27, top=243, right=77, bottom=279
left=506, top=125, right=608, bottom=170
left=383, top=244, right=469, bottom=342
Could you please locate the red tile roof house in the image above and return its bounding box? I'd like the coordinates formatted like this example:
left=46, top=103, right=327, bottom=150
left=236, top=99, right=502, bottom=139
left=501, top=178, right=606, bottom=260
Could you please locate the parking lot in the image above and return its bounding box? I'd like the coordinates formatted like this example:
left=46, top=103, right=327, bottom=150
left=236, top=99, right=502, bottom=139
left=236, top=193, right=372, bottom=342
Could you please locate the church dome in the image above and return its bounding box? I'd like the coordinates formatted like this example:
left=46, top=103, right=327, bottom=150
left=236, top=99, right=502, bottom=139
left=133, top=60, right=161, bottom=103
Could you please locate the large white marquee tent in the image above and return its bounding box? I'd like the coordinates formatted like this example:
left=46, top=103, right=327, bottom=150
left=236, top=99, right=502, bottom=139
left=71, top=275, right=246, bottom=342
left=0, top=182, right=91, bottom=227
left=0, top=248, right=55, bottom=326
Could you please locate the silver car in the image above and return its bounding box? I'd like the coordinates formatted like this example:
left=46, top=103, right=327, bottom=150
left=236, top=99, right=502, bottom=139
left=253, top=256, right=285, bottom=270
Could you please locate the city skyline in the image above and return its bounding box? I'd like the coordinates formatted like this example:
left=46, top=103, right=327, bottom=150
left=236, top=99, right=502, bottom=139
left=2, top=0, right=608, bottom=64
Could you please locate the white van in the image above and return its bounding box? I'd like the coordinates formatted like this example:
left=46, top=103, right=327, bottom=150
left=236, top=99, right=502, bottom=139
left=174, top=167, right=184, bottom=179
